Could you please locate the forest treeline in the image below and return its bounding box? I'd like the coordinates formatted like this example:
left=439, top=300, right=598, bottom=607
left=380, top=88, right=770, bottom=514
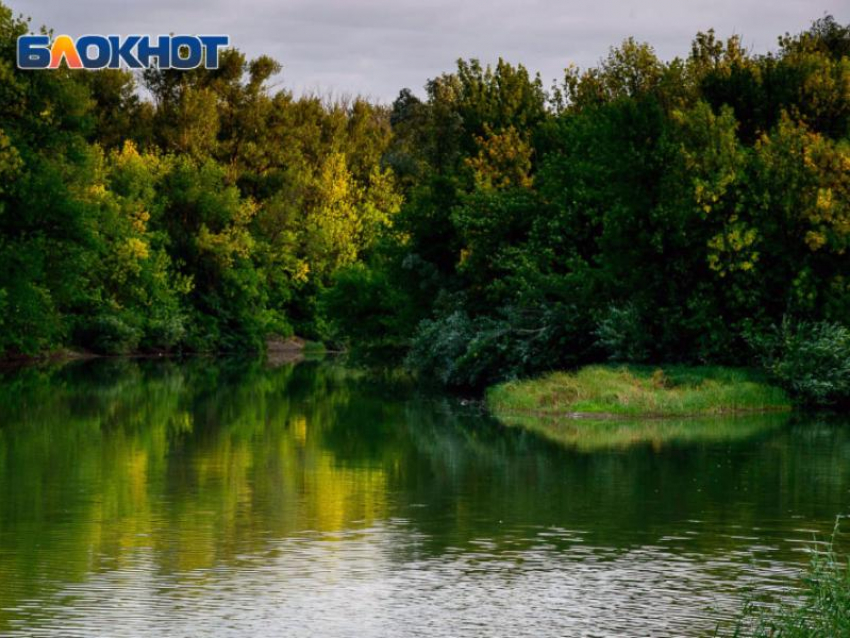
left=0, top=4, right=402, bottom=354
left=1, top=5, right=849, bottom=396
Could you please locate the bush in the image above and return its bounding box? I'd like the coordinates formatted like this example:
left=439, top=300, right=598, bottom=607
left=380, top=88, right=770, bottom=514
left=595, top=304, right=651, bottom=363
left=406, top=303, right=597, bottom=388
left=143, top=311, right=187, bottom=352
left=748, top=319, right=850, bottom=407
left=406, top=311, right=477, bottom=386
left=320, top=263, right=412, bottom=355
left=77, top=313, right=142, bottom=355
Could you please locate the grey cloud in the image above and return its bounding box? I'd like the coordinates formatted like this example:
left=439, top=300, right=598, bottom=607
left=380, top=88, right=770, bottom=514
left=12, top=0, right=849, bottom=102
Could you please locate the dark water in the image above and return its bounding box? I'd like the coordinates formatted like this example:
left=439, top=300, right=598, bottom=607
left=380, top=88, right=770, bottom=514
left=0, top=359, right=847, bottom=637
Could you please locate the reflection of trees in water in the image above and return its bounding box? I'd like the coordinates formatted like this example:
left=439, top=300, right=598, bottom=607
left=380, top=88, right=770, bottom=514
left=393, top=399, right=850, bottom=557
left=0, top=360, right=848, bottom=626
left=496, top=412, right=791, bottom=452
left=0, top=359, right=392, bottom=618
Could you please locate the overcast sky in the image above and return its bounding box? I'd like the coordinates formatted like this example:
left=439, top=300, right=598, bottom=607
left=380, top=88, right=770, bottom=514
left=12, top=0, right=849, bottom=102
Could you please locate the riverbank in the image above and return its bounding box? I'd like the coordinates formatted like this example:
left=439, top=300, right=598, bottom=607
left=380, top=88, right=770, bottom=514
left=0, top=337, right=328, bottom=369
left=486, top=365, right=791, bottom=420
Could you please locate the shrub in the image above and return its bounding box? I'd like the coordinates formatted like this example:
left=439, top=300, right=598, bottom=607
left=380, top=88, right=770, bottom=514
left=406, top=311, right=476, bottom=386
left=77, top=313, right=142, bottom=355
left=406, top=303, right=596, bottom=388
left=595, top=304, right=651, bottom=363
left=748, top=319, right=850, bottom=407
left=143, top=311, right=187, bottom=352
left=319, top=262, right=418, bottom=360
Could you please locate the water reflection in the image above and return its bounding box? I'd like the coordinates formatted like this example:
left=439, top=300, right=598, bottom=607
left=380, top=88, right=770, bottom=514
left=0, top=359, right=847, bottom=636
left=494, top=410, right=790, bottom=451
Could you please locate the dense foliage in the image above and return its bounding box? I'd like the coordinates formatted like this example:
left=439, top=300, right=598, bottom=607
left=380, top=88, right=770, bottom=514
left=749, top=320, right=850, bottom=407
left=0, top=4, right=399, bottom=354
left=2, top=5, right=849, bottom=401
left=322, top=17, right=850, bottom=394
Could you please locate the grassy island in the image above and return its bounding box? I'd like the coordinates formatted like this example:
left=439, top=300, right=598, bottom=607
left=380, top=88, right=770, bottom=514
left=487, top=365, right=790, bottom=420
left=484, top=365, right=792, bottom=451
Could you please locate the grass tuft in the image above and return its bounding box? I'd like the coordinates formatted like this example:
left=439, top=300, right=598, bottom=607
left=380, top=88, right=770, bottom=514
left=728, top=518, right=850, bottom=638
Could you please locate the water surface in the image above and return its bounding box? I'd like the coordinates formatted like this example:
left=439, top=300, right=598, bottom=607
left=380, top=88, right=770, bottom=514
left=0, top=359, right=847, bottom=637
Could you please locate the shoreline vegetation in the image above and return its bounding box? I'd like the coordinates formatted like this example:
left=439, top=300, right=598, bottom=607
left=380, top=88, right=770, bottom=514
left=1, top=5, right=848, bottom=416
left=731, top=520, right=850, bottom=638
left=0, top=336, right=327, bottom=369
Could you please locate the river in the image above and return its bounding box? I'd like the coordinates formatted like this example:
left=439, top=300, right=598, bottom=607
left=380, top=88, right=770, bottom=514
left=0, top=358, right=847, bottom=637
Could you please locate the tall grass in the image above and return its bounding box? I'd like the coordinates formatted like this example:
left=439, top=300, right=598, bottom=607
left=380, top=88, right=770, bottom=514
left=487, top=365, right=790, bottom=419
left=731, top=519, right=850, bottom=638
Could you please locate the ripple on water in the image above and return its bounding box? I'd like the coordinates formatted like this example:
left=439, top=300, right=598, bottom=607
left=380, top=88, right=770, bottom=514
left=0, top=521, right=820, bottom=638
